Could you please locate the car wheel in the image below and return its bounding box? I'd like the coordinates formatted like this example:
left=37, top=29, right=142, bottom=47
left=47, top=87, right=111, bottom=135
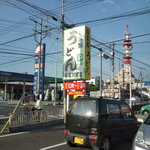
left=143, top=110, right=149, bottom=116
left=67, top=141, right=77, bottom=147
left=100, top=137, right=110, bottom=150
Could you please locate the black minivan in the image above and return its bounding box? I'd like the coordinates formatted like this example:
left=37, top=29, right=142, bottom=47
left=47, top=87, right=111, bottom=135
left=64, top=97, right=139, bottom=150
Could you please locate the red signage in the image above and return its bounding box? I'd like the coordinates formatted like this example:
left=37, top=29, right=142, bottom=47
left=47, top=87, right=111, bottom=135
left=67, top=91, right=85, bottom=95
left=64, top=82, right=86, bottom=90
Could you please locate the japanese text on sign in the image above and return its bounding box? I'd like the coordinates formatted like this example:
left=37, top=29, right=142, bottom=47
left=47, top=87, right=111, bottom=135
left=63, top=26, right=91, bottom=81
left=64, top=82, right=86, bottom=90
left=67, top=91, right=85, bottom=95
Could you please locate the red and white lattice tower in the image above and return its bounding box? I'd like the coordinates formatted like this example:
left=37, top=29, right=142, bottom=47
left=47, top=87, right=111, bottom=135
left=123, top=25, right=133, bottom=83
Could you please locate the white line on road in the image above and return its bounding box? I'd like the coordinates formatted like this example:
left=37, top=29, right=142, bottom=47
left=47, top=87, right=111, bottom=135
left=40, top=142, right=67, bottom=150
left=0, top=132, right=29, bottom=138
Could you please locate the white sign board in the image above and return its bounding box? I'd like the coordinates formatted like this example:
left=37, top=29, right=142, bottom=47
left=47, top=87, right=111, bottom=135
left=63, top=26, right=90, bottom=81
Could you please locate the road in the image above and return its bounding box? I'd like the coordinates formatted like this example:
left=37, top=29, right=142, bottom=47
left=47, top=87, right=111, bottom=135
left=0, top=125, right=133, bottom=150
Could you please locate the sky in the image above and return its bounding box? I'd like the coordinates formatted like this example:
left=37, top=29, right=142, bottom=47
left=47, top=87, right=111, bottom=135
left=0, top=0, right=150, bottom=81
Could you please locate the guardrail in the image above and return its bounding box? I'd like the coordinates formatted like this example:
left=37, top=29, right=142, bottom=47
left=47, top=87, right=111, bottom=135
left=9, top=109, right=64, bottom=127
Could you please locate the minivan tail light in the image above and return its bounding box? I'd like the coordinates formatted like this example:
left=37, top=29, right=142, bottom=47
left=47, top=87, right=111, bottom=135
left=91, top=128, right=97, bottom=134
left=89, top=136, right=97, bottom=142
left=64, top=130, right=69, bottom=136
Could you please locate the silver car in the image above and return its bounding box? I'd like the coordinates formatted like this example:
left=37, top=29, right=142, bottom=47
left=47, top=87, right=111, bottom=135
left=132, top=114, right=150, bottom=150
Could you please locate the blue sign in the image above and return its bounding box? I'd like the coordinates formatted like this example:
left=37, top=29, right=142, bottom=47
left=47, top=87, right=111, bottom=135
left=33, top=44, right=46, bottom=99
left=144, top=81, right=150, bottom=86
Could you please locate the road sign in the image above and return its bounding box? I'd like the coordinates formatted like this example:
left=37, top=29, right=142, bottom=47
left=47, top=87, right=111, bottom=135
left=144, top=81, right=150, bottom=86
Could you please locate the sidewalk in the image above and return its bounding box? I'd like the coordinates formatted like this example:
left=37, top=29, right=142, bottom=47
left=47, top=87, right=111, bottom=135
left=0, top=99, right=63, bottom=106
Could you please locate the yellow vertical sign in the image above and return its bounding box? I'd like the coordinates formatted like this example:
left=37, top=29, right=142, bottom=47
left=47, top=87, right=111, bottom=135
left=85, top=26, right=91, bottom=80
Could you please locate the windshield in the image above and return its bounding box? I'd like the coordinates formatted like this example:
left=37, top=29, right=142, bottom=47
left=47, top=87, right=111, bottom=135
left=69, top=100, right=97, bottom=117
left=144, top=115, right=150, bottom=125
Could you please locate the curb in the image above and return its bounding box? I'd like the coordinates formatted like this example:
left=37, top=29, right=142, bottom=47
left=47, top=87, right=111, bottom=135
left=9, top=119, right=64, bottom=133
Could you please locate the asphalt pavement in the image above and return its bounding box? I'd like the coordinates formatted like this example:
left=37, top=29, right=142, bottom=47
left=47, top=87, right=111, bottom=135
left=0, top=125, right=133, bottom=150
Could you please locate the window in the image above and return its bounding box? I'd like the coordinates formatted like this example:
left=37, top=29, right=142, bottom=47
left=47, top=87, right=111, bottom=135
left=107, top=103, right=121, bottom=119
left=144, top=115, right=150, bottom=125
left=69, top=100, right=96, bottom=117
left=121, top=104, right=134, bottom=120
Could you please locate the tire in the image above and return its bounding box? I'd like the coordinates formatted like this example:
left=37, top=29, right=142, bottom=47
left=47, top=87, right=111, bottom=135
left=67, top=141, right=77, bottom=147
left=99, top=137, right=110, bottom=150
left=143, top=110, right=149, bottom=116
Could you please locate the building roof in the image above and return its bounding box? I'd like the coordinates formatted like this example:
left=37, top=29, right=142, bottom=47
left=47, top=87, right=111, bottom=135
left=0, top=71, right=62, bottom=83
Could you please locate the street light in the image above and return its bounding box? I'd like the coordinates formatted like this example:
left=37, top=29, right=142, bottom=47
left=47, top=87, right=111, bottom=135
left=54, top=37, right=59, bottom=106
left=91, top=45, right=111, bottom=98
left=99, top=52, right=111, bottom=97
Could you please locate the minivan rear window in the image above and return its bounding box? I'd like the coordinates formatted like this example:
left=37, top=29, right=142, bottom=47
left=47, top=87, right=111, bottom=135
left=69, top=100, right=96, bottom=117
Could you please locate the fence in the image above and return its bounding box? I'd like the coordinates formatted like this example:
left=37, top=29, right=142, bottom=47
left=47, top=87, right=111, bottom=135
left=9, top=109, right=64, bottom=127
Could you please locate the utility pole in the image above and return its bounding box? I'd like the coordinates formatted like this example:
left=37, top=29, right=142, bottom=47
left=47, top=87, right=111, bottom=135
left=38, top=18, right=43, bottom=97
left=61, top=0, right=66, bottom=123
left=110, top=43, right=115, bottom=99
left=33, top=18, right=47, bottom=100
left=91, top=45, right=103, bottom=97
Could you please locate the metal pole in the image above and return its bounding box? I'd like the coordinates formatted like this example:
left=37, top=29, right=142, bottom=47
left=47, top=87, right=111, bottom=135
left=111, top=43, right=115, bottom=99
left=118, top=58, right=121, bottom=100
left=100, top=51, right=102, bottom=97
left=140, top=68, right=143, bottom=100
left=11, top=86, right=14, bottom=101
left=129, top=65, right=132, bottom=108
left=23, top=80, right=26, bottom=95
left=67, top=92, right=69, bottom=112
left=54, top=37, right=59, bottom=106
left=148, top=73, right=150, bottom=98
left=4, top=78, right=7, bottom=100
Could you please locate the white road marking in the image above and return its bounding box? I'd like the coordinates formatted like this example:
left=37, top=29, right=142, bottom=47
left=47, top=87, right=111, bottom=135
left=40, top=142, right=67, bottom=150
left=0, top=132, right=29, bottom=138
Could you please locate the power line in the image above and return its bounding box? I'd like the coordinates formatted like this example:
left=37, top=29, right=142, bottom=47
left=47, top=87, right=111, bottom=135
left=109, top=32, right=150, bottom=44
left=116, top=40, right=150, bottom=45
left=72, top=6, right=150, bottom=26
left=0, top=34, right=34, bottom=45
left=0, top=50, right=62, bottom=66
left=91, top=37, right=150, bottom=68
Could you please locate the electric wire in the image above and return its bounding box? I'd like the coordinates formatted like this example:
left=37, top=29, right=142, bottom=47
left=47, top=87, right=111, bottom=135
left=0, top=0, right=149, bottom=77
left=73, top=6, right=150, bottom=26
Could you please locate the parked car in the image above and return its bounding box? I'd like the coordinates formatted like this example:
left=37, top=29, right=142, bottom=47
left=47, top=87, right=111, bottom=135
left=132, top=114, right=150, bottom=150
left=64, top=97, right=139, bottom=150
left=140, top=105, right=150, bottom=116
left=125, top=96, right=141, bottom=106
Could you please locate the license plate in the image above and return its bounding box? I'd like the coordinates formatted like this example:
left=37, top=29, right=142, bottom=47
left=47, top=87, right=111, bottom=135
left=74, top=137, right=84, bottom=144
